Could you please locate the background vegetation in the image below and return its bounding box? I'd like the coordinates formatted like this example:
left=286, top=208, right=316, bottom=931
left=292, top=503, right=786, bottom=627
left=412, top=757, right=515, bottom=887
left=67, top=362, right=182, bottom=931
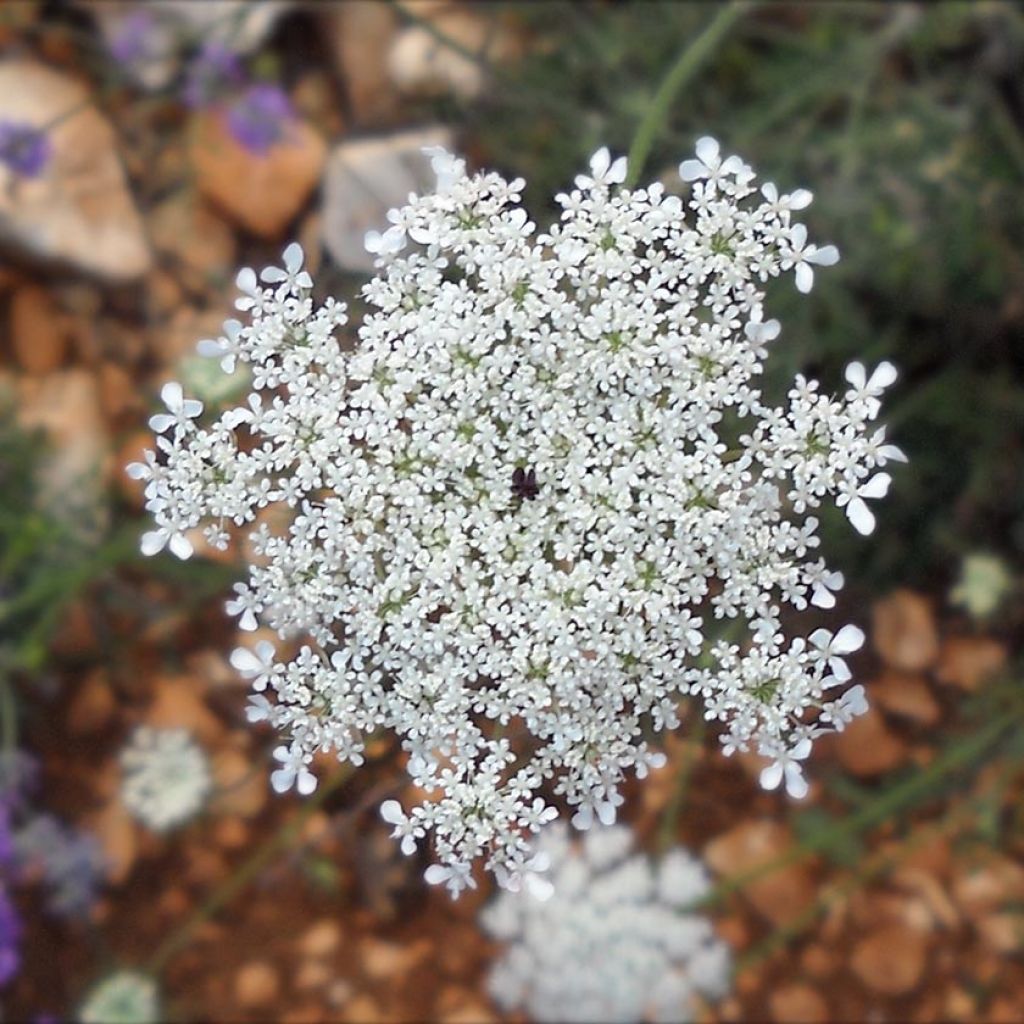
left=1, top=2, right=1022, bottom=1021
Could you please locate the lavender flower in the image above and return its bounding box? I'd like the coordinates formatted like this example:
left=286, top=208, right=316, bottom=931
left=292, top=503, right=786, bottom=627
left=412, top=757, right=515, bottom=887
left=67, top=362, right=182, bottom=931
left=108, top=9, right=159, bottom=65
left=0, top=121, right=51, bottom=179
left=0, top=751, right=36, bottom=809
left=14, top=816, right=104, bottom=916
left=106, top=6, right=187, bottom=94
left=182, top=41, right=244, bottom=110
left=0, top=886, right=20, bottom=988
left=0, top=752, right=103, bottom=918
left=0, top=799, right=20, bottom=988
left=224, top=83, right=293, bottom=154
left=120, top=727, right=211, bottom=831
left=0, top=804, right=15, bottom=870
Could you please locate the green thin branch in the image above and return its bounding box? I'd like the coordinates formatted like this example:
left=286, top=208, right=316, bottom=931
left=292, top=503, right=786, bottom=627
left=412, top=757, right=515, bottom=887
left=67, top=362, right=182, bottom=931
left=0, top=676, right=17, bottom=754
left=736, top=784, right=991, bottom=973
left=147, top=764, right=354, bottom=974
left=697, top=706, right=1018, bottom=913
left=625, top=2, right=751, bottom=188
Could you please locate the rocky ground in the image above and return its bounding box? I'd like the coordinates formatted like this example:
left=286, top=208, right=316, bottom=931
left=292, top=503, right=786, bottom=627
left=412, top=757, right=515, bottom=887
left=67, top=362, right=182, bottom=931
left=11, top=554, right=1023, bottom=1022
left=1, top=2, right=1022, bottom=1022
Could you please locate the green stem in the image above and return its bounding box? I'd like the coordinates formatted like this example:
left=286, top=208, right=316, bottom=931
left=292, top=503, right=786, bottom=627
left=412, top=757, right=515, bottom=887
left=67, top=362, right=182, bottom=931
left=839, top=8, right=920, bottom=184
left=736, top=793, right=981, bottom=972
left=42, top=99, right=90, bottom=133
left=147, top=764, right=353, bottom=974
left=986, top=81, right=1024, bottom=180
left=0, top=676, right=17, bottom=754
left=625, top=2, right=751, bottom=188
left=698, top=709, right=1016, bottom=912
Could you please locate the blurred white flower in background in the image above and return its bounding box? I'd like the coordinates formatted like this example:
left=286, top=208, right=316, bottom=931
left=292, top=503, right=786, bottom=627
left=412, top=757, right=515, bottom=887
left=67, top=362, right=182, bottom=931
left=79, top=970, right=160, bottom=1024
left=951, top=552, right=1013, bottom=620
left=481, top=823, right=731, bottom=1023
left=120, top=727, right=212, bottom=832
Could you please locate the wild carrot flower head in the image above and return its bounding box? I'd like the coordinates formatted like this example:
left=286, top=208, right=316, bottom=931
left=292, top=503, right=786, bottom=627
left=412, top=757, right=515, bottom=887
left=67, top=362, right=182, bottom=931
left=120, top=727, right=211, bottom=832
left=131, top=139, right=904, bottom=894
left=482, top=823, right=731, bottom=1023
left=80, top=971, right=160, bottom=1024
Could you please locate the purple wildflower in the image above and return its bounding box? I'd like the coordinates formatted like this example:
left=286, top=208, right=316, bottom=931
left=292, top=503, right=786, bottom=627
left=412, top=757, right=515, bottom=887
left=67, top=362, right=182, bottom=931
left=0, top=886, right=20, bottom=988
left=108, top=9, right=158, bottom=65
left=0, top=804, right=14, bottom=870
left=0, top=751, right=36, bottom=811
left=224, top=83, right=294, bottom=155
left=0, top=121, right=52, bottom=179
left=0, top=752, right=103, bottom=919
left=182, top=41, right=244, bottom=110
left=14, top=816, right=104, bottom=918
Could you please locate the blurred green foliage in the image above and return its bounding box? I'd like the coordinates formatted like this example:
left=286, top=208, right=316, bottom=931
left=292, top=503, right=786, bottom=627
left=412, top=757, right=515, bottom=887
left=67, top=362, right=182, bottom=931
left=0, top=406, right=76, bottom=678
left=437, top=0, right=1024, bottom=586
left=0, top=408, right=130, bottom=681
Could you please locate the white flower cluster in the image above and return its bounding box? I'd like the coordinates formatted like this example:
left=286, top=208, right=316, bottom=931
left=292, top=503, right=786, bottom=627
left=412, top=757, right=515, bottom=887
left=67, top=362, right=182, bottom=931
left=80, top=971, right=160, bottom=1024
left=482, top=823, right=730, bottom=1023
left=129, top=138, right=903, bottom=894
left=120, top=727, right=212, bottom=831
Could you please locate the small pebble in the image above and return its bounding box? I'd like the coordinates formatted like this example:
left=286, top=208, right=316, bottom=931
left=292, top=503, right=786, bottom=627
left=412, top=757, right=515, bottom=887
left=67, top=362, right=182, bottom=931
left=234, top=961, right=281, bottom=1009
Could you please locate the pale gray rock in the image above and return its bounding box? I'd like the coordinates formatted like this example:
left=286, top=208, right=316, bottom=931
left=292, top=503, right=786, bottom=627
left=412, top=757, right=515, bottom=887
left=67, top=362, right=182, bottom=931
left=85, top=1, right=294, bottom=90
left=0, top=61, right=152, bottom=282
left=17, top=369, right=111, bottom=540
left=322, top=127, right=454, bottom=274
left=386, top=10, right=523, bottom=102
